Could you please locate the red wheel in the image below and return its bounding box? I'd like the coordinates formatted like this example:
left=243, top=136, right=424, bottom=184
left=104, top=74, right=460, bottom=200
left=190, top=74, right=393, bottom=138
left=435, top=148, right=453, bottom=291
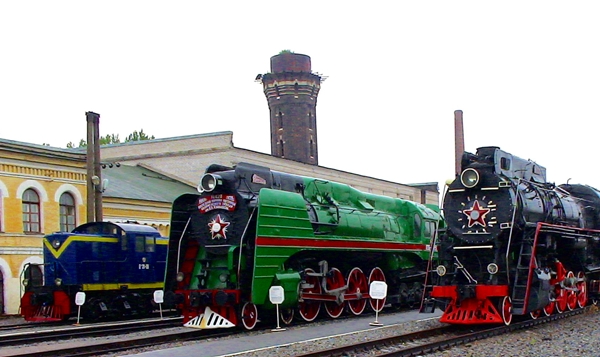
left=543, top=300, right=555, bottom=316
left=368, top=267, right=386, bottom=311
left=530, top=309, right=541, bottom=319
left=501, top=296, right=512, bottom=325
left=555, top=287, right=567, bottom=313
left=346, top=267, right=368, bottom=316
left=566, top=271, right=577, bottom=311
left=280, top=308, right=294, bottom=325
left=240, top=302, right=258, bottom=330
left=577, top=271, right=588, bottom=308
left=298, top=268, right=321, bottom=322
left=324, top=268, right=346, bottom=318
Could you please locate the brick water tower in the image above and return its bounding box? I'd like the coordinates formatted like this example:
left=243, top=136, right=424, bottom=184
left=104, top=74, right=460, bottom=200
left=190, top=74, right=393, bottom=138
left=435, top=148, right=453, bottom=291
left=258, top=52, right=323, bottom=165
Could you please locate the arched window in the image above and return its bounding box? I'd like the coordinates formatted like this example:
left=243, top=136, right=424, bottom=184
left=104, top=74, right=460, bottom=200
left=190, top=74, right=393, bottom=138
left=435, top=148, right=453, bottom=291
left=59, top=192, right=76, bottom=232
left=23, top=189, right=41, bottom=233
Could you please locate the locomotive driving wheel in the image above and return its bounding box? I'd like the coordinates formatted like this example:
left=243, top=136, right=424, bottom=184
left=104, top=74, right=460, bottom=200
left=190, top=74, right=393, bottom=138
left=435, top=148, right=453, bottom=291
left=240, top=302, right=258, bottom=330
left=368, top=267, right=386, bottom=311
left=324, top=267, right=346, bottom=318
left=298, top=268, right=322, bottom=322
left=346, top=267, right=368, bottom=316
left=555, top=287, right=568, bottom=313
left=577, top=271, right=588, bottom=308
left=500, top=296, right=512, bottom=325
left=543, top=299, right=555, bottom=316
left=280, top=308, right=294, bottom=325
left=408, top=282, right=423, bottom=308
left=566, top=271, right=578, bottom=311
left=529, top=309, right=541, bottom=319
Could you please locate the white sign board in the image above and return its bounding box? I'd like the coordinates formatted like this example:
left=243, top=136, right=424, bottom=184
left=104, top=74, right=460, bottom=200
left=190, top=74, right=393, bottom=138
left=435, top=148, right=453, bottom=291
left=369, top=281, right=388, bottom=299
left=75, top=292, right=86, bottom=306
left=153, top=290, right=164, bottom=304
left=269, top=286, right=285, bottom=304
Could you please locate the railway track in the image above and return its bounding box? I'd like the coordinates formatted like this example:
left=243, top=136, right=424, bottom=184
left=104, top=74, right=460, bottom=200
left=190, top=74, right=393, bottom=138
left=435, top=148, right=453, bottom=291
left=0, top=316, right=183, bottom=350
left=292, top=308, right=587, bottom=357
left=1, top=307, right=588, bottom=357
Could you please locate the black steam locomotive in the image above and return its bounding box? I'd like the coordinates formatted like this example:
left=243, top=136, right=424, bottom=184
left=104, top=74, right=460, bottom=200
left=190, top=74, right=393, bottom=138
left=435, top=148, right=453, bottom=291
left=422, top=146, right=600, bottom=325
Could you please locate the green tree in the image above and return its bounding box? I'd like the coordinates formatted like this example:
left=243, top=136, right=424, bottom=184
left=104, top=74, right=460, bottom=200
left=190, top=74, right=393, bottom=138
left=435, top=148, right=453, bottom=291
left=125, top=129, right=155, bottom=142
left=67, top=129, right=154, bottom=148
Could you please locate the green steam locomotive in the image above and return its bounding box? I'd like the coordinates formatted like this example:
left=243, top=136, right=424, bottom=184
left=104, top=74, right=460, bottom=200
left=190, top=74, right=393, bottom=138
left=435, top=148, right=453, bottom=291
left=164, top=162, right=442, bottom=329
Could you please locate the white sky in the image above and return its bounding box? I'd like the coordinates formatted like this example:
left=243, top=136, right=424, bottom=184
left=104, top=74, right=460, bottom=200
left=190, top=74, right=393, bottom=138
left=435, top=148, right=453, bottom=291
left=2, top=1, right=599, bottom=192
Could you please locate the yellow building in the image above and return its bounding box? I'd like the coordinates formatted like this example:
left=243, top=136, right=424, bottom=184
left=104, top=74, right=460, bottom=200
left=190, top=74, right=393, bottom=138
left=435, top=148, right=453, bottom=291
left=0, top=140, right=87, bottom=315
left=0, top=139, right=195, bottom=315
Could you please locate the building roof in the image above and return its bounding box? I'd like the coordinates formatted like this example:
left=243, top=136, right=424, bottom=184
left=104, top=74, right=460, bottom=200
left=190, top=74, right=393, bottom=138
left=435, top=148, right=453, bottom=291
left=101, top=164, right=196, bottom=203
left=0, top=137, right=85, bottom=162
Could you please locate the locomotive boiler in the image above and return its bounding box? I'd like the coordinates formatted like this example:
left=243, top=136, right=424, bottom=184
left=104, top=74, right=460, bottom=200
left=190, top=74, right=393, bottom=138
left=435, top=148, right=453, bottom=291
left=164, top=162, right=443, bottom=330
left=20, top=221, right=168, bottom=322
left=421, top=146, right=600, bottom=325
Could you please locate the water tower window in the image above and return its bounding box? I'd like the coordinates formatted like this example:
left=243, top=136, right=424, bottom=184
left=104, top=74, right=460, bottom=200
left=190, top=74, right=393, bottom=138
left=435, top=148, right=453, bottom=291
left=278, top=111, right=283, bottom=129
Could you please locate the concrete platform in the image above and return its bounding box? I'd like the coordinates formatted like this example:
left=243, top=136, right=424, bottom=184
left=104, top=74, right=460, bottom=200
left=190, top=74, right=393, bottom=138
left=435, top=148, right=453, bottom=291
left=133, top=309, right=443, bottom=357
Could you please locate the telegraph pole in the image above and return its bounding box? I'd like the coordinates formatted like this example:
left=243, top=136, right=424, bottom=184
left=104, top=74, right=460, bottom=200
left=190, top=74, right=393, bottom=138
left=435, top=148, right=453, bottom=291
left=85, top=111, right=102, bottom=222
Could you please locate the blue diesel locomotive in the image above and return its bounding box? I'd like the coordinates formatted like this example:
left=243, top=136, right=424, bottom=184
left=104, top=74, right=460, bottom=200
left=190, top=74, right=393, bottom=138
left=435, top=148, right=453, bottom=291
left=20, top=221, right=168, bottom=322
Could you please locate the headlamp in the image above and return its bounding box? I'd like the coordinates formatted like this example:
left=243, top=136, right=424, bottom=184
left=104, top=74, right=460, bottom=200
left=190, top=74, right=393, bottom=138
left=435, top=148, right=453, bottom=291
left=198, top=174, right=222, bottom=193
left=460, top=168, right=480, bottom=188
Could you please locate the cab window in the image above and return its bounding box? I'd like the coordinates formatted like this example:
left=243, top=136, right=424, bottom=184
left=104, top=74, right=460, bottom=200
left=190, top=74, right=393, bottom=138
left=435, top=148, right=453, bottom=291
left=135, top=235, right=156, bottom=253
left=145, top=236, right=156, bottom=252
left=414, top=214, right=422, bottom=238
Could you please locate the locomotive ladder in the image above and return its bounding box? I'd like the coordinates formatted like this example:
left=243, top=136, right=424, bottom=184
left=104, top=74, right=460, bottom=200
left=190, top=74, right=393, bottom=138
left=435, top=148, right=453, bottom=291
left=510, top=223, right=540, bottom=314
left=419, top=227, right=445, bottom=313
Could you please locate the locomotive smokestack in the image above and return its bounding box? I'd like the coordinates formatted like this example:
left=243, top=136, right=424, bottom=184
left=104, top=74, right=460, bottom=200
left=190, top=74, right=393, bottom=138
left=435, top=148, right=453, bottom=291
left=454, top=110, right=465, bottom=175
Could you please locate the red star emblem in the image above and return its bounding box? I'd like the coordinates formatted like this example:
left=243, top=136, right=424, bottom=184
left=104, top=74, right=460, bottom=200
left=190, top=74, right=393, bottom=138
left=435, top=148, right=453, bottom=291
left=208, top=214, right=230, bottom=240
left=463, top=201, right=491, bottom=228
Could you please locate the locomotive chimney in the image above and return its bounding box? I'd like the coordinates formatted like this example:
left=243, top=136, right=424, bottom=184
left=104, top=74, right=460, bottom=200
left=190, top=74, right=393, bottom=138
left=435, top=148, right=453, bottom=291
left=454, top=110, right=465, bottom=175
